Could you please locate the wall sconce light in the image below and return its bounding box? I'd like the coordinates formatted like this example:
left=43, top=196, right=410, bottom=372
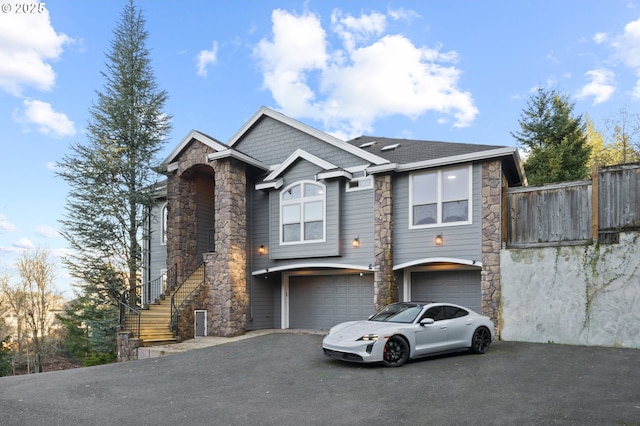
left=258, top=245, right=266, bottom=255
left=352, top=236, right=360, bottom=248
left=435, top=234, right=443, bottom=246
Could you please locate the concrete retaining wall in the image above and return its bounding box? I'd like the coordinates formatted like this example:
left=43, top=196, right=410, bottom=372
left=501, top=231, right=640, bottom=348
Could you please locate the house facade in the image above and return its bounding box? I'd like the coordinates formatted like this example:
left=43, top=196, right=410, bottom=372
left=145, top=107, right=524, bottom=337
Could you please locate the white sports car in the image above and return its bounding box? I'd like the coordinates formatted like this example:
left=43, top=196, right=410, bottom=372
left=322, top=302, right=494, bottom=367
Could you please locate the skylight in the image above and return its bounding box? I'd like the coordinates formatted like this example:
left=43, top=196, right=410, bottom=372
left=381, top=143, right=400, bottom=151
left=359, top=140, right=377, bottom=148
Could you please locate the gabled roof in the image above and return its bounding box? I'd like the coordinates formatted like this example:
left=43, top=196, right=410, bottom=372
left=263, top=149, right=337, bottom=182
left=227, top=107, right=390, bottom=166
left=256, top=149, right=350, bottom=190
left=160, top=130, right=227, bottom=171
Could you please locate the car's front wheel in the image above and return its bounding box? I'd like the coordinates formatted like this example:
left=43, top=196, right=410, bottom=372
left=470, top=327, right=491, bottom=354
left=383, top=336, right=410, bottom=367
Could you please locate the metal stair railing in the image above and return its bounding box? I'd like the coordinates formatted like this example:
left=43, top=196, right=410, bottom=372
left=118, top=264, right=177, bottom=337
left=170, top=262, right=206, bottom=335
left=119, top=289, right=141, bottom=338
left=143, top=264, right=178, bottom=306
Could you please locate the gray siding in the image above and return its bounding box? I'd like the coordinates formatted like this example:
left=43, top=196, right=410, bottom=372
left=249, top=166, right=375, bottom=269
left=234, top=116, right=367, bottom=169
left=247, top=273, right=280, bottom=330
left=269, top=160, right=340, bottom=259
left=147, top=201, right=167, bottom=282
left=392, top=163, right=483, bottom=265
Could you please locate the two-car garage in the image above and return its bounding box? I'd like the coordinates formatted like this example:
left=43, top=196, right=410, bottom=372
left=285, top=268, right=482, bottom=330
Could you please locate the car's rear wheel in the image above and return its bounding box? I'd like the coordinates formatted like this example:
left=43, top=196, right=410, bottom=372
left=470, top=327, right=491, bottom=354
left=383, top=336, right=409, bottom=367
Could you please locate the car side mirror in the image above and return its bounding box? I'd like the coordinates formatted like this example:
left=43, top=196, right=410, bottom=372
left=420, top=318, right=435, bottom=326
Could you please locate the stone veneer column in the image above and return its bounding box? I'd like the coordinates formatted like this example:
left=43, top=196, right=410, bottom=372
left=205, top=158, right=248, bottom=337
left=481, top=160, right=502, bottom=330
left=373, top=174, right=397, bottom=311
left=166, top=141, right=214, bottom=284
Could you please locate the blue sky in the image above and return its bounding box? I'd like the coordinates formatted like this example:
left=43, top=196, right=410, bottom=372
left=1, top=0, right=640, bottom=298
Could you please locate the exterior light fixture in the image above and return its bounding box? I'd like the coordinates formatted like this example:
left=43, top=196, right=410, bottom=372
left=352, top=236, right=360, bottom=248
left=435, top=234, right=443, bottom=246
left=258, top=245, right=266, bottom=255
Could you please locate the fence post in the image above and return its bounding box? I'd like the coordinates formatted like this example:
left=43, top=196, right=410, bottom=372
left=591, top=164, right=599, bottom=241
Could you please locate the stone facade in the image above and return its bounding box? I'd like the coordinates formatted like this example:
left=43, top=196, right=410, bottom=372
left=175, top=285, right=209, bottom=339
left=205, top=158, right=248, bottom=337
left=166, top=140, right=216, bottom=285
left=165, top=139, right=248, bottom=338
left=481, top=160, right=503, bottom=329
left=117, top=331, right=141, bottom=361
left=373, top=173, right=397, bottom=311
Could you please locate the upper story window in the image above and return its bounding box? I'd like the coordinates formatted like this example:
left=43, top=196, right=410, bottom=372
left=280, top=181, right=326, bottom=244
left=410, top=165, right=472, bottom=227
left=346, top=175, right=373, bottom=192
left=161, top=203, right=168, bottom=245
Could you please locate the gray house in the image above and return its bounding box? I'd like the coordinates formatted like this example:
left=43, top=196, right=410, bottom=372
left=139, top=106, right=525, bottom=340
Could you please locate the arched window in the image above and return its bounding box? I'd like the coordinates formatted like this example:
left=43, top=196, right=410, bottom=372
left=280, top=181, right=325, bottom=244
left=161, top=203, right=168, bottom=245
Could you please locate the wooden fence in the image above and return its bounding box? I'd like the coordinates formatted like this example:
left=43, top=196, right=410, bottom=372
left=506, top=163, right=640, bottom=248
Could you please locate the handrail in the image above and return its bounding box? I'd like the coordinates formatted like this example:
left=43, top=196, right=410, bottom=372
left=143, top=264, right=178, bottom=306
left=170, top=262, right=205, bottom=335
left=118, top=264, right=177, bottom=336
left=119, top=292, right=141, bottom=338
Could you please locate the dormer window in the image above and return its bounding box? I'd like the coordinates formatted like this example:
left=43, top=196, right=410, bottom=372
left=280, top=181, right=326, bottom=244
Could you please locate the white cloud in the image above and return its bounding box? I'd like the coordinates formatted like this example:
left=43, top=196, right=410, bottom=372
left=255, top=9, right=329, bottom=117
left=12, top=238, right=34, bottom=250
left=16, top=99, right=76, bottom=138
left=36, top=225, right=60, bottom=238
left=0, top=3, right=72, bottom=95
left=576, top=69, right=616, bottom=104
left=612, top=18, right=640, bottom=68
left=593, top=32, right=608, bottom=44
left=0, top=215, right=17, bottom=232
left=387, top=7, right=420, bottom=22
left=196, top=41, right=218, bottom=77
left=255, top=8, right=477, bottom=138
left=331, top=9, right=386, bottom=53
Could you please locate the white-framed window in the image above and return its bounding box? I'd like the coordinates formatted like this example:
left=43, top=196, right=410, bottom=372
left=280, top=181, right=326, bottom=244
left=410, top=165, right=472, bottom=228
left=346, top=175, right=373, bottom=192
left=161, top=203, right=168, bottom=245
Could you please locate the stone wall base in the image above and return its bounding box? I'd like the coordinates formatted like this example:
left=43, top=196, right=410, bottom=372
left=117, top=331, right=142, bottom=362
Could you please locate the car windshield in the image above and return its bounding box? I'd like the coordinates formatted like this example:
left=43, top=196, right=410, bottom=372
left=369, top=304, right=423, bottom=323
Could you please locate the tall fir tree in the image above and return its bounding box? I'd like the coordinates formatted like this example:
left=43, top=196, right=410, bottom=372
left=57, top=0, right=171, bottom=353
left=512, top=87, right=591, bottom=185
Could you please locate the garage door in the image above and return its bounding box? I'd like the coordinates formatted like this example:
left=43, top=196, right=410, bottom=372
left=289, top=274, right=374, bottom=330
left=411, top=270, right=481, bottom=314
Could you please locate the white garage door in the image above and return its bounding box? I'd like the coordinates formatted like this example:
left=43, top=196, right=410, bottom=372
left=289, top=274, right=374, bottom=330
left=411, top=270, right=482, bottom=314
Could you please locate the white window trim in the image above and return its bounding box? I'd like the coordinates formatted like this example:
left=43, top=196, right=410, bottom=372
left=160, top=202, right=168, bottom=245
left=346, top=175, right=373, bottom=192
left=409, top=164, right=473, bottom=229
left=279, top=180, right=327, bottom=245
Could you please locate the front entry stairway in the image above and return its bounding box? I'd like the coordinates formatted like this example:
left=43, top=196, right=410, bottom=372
left=121, top=263, right=206, bottom=346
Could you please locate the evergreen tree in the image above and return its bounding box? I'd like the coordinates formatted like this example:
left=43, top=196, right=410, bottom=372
left=512, top=88, right=591, bottom=185
left=57, top=0, right=171, bottom=353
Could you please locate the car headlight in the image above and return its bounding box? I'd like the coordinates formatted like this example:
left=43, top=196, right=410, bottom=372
left=357, top=334, right=379, bottom=342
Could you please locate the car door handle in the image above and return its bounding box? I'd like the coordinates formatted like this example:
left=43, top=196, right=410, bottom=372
left=440, top=326, right=447, bottom=330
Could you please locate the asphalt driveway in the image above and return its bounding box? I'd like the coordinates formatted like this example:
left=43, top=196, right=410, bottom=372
left=1, top=332, right=639, bottom=425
